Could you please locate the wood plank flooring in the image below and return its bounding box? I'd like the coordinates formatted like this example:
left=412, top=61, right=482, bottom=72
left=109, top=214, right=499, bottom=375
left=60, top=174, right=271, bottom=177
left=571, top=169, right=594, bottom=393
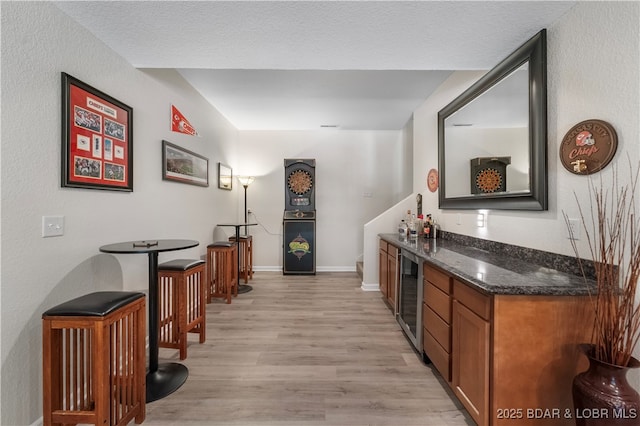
left=145, top=272, right=474, bottom=425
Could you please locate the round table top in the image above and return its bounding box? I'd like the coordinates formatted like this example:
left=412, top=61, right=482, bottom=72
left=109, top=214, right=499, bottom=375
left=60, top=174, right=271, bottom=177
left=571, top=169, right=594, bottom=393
left=99, top=239, right=199, bottom=254
left=217, top=223, right=258, bottom=227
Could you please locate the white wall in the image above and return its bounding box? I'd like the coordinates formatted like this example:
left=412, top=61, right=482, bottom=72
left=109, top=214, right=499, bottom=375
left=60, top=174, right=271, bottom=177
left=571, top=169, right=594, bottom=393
left=362, top=194, right=415, bottom=290
left=237, top=129, right=411, bottom=271
left=1, top=3, right=240, bottom=425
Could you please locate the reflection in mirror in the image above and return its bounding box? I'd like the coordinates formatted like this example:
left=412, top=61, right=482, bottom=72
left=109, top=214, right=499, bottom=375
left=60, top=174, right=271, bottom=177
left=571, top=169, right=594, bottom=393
left=444, top=63, right=529, bottom=197
left=438, top=29, right=547, bottom=211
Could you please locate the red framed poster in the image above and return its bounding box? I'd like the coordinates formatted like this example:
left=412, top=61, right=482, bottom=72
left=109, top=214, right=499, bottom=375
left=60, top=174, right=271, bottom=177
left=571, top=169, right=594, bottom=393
left=61, top=73, right=133, bottom=191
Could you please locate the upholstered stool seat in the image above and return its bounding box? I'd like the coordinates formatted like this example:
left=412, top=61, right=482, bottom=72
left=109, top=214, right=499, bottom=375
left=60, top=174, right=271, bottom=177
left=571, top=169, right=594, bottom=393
left=206, top=242, right=238, bottom=304
left=157, top=259, right=206, bottom=360
left=42, top=291, right=146, bottom=426
left=228, top=234, right=253, bottom=283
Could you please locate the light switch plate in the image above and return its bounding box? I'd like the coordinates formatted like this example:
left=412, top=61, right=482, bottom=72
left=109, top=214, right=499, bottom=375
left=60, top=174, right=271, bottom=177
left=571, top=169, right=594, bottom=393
left=42, top=216, right=64, bottom=237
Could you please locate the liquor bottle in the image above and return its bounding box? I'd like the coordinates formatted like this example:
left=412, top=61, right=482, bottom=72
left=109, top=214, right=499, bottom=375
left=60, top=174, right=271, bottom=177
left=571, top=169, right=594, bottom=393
left=424, top=214, right=433, bottom=239
left=416, top=214, right=424, bottom=237
left=424, top=223, right=431, bottom=239
left=409, top=214, right=417, bottom=240
left=432, top=220, right=440, bottom=240
left=398, top=220, right=408, bottom=239
left=405, top=210, right=412, bottom=237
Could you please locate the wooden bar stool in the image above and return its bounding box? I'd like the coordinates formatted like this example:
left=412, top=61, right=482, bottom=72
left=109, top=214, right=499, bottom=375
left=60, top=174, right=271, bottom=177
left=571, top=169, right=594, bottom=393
left=206, top=242, right=238, bottom=304
left=229, top=235, right=253, bottom=283
left=42, top=291, right=146, bottom=426
left=157, top=259, right=206, bottom=360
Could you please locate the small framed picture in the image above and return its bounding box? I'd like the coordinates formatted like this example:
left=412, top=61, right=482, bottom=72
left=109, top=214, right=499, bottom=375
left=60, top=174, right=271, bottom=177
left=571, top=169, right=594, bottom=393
left=61, top=72, right=133, bottom=191
left=162, top=140, right=209, bottom=187
left=218, top=163, right=233, bottom=190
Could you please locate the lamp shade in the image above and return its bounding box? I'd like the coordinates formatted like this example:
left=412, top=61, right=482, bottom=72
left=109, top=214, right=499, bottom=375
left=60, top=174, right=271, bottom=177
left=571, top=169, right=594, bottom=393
left=237, top=176, right=255, bottom=187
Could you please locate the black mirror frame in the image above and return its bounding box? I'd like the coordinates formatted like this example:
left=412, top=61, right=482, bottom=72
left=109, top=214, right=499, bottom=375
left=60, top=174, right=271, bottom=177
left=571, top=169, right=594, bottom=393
left=438, top=29, right=547, bottom=211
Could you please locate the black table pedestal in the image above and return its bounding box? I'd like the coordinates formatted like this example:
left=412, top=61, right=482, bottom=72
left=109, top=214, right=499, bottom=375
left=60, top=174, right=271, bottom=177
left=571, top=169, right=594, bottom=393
left=146, top=363, right=189, bottom=402
left=238, top=283, right=253, bottom=294
left=146, top=251, right=188, bottom=401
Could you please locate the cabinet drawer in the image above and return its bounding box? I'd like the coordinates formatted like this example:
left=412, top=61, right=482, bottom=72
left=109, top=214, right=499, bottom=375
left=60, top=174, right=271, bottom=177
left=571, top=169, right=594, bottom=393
left=423, top=303, right=450, bottom=352
left=380, top=239, right=388, bottom=253
left=423, top=328, right=451, bottom=381
left=453, top=280, right=491, bottom=321
left=424, top=264, right=452, bottom=293
left=424, top=281, right=451, bottom=323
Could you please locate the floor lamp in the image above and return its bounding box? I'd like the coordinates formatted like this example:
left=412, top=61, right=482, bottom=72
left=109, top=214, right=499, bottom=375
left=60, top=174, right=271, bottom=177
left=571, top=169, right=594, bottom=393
left=237, top=176, right=255, bottom=234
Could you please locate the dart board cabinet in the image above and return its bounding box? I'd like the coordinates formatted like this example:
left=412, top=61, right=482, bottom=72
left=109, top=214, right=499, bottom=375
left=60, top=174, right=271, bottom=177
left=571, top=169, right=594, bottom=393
left=283, top=159, right=316, bottom=275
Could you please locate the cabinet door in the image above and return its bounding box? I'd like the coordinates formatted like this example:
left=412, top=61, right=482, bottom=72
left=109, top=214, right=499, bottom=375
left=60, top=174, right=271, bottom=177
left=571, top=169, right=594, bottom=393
left=379, top=248, right=388, bottom=299
left=387, top=251, right=397, bottom=310
left=452, top=299, right=490, bottom=426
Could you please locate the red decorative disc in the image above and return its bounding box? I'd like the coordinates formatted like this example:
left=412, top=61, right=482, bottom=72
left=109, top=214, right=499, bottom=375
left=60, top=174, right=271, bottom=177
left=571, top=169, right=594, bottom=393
left=427, top=169, right=439, bottom=193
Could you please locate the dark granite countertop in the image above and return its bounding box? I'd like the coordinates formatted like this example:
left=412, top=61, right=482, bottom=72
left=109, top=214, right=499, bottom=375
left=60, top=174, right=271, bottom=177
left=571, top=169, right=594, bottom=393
left=379, top=233, right=596, bottom=296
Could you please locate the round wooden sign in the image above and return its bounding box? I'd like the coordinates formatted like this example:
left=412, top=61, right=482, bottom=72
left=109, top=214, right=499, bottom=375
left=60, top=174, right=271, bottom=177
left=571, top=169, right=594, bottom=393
left=559, top=119, right=617, bottom=175
left=427, top=169, right=438, bottom=192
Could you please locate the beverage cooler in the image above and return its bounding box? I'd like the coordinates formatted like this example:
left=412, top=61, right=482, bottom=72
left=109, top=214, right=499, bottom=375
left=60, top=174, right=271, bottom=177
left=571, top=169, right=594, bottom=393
left=283, top=159, right=316, bottom=275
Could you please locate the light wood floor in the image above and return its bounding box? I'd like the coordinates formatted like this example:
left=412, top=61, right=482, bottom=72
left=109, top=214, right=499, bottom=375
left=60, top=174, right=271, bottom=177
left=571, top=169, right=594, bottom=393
left=145, top=272, right=474, bottom=425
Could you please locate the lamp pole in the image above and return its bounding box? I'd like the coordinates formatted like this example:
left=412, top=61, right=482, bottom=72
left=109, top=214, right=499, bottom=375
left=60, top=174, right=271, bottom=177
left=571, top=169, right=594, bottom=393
left=237, top=176, right=254, bottom=235
left=242, top=183, right=249, bottom=235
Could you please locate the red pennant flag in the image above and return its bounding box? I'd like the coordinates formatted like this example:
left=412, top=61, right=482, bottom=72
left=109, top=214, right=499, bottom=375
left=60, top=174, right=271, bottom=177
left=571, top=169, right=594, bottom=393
left=171, top=105, right=199, bottom=136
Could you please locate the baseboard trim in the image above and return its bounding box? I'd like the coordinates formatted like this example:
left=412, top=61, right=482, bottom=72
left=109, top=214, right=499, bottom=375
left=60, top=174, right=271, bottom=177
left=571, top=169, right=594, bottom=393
left=361, top=282, right=380, bottom=292
left=252, top=266, right=283, bottom=272
left=252, top=266, right=357, bottom=273
left=317, top=266, right=357, bottom=272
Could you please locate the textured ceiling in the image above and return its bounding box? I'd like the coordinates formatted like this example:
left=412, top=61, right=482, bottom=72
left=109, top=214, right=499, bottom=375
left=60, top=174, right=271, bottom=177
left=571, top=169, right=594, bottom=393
left=54, top=1, right=575, bottom=130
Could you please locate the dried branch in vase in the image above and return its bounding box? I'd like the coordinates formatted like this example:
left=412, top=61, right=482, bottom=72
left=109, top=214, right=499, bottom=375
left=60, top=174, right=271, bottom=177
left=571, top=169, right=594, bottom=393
left=564, top=163, right=640, bottom=367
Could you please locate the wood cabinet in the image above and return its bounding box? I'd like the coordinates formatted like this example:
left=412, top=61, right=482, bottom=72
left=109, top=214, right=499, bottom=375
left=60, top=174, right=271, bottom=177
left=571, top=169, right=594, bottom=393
left=379, top=240, right=389, bottom=300
left=490, top=295, right=592, bottom=426
left=420, top=264, right=593, bottom=426
left=378, top=239, right=399, bottom=311
left=422, top=264, right=452, bottom=381
left=452, top=280, right=490, bottom=426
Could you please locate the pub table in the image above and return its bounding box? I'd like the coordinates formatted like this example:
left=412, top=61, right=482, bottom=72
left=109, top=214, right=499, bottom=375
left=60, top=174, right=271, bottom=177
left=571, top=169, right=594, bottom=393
left=216, top=223, right=257, bottom=293
left=99, top=239, right=199, bottom=402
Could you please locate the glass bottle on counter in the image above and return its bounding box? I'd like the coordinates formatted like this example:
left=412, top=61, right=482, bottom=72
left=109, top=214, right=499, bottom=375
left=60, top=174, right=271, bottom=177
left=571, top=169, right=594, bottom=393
left=416, top=214, right=425, bottom=237
left=398, top=220, right=408, bottom=239
left=408, top=214, right=417, bottom=240
left=432, top=220, right=440, bottom=240
left=423, top=214, right=433, bottom=239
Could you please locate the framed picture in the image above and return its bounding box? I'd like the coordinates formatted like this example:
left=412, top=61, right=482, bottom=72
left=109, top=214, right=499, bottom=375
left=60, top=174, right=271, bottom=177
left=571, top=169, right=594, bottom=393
left=162, top=140, right=209, bottom=187
left=61, top=72, right=133, bottom=191
left=218, top=163, right=233, bottom=190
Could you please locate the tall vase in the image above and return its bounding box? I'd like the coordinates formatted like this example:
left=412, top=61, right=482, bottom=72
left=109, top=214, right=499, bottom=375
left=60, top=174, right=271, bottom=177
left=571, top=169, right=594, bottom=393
left=572, top=344, right=640, bottom=425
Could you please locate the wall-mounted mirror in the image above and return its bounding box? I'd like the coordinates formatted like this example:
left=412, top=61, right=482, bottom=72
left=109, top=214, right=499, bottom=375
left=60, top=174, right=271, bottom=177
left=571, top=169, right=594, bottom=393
left=438, top=29, right=547, bottom=210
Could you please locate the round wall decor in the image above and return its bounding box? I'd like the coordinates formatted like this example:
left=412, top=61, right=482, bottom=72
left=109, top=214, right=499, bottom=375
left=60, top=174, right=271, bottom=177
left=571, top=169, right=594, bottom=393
left=427, top=169, right=439, bottom=192
left=559, top=119, right=617, bottom=175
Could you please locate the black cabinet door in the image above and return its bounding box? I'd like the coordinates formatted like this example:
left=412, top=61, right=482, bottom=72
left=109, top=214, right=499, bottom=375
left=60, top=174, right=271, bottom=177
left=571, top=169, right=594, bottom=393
left=283, top=219, right=315, bottom=274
